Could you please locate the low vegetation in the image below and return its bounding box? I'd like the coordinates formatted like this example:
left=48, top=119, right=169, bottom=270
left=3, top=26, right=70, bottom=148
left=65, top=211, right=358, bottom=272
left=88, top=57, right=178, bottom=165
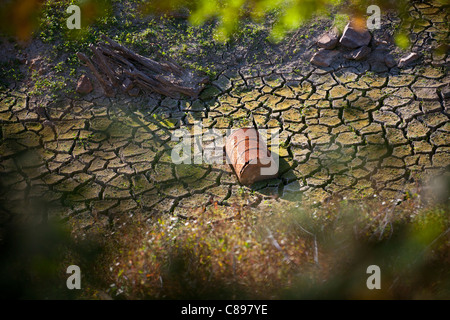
left=67, top=193, right=450, bottom=300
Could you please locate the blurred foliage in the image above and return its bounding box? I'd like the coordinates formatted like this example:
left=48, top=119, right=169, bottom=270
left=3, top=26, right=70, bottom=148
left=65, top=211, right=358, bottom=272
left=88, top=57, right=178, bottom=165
left=395, top=32, right=410, bottom=50
left=332, top=13, right=349, bottom=33
left=0, top=181, right=106, bottom=299
left=75, top=192, right=450, bottom=300
left=3, top=0, right=108, bottom=42
left=0, top=0, right=43, bottom=41
left=0, top=213, right=109, bottom=299
left=0, top=0, right=425, bottom=43
left=134, top=0, right=415, bottom=42
left=38, top=0, right=113, bottom=51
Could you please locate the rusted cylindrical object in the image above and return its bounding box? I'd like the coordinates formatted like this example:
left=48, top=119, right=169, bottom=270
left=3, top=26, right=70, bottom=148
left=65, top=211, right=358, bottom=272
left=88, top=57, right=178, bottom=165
left=225, top=128, right=278, bottom=185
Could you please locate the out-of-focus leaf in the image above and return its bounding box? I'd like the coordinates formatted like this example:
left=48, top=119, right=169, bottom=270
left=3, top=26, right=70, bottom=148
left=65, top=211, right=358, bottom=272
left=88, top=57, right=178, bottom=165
left=395, top=32, right=410, bottom=50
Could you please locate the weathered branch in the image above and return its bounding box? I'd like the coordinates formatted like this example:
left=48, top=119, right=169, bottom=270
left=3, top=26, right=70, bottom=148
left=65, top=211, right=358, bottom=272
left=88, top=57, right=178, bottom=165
left=77, top=35, right=208, bottom=99
left=76, top=52, right=115, bottom=97
left=90, top=44, right=118, bottom=86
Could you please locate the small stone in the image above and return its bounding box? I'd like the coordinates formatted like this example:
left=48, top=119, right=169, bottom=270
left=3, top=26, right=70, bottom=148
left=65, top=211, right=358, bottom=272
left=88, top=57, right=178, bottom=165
left=344, top=46, right=371, bottom=60
left=398, top=52, right=420, bottom=68
left=441, top=85, right=450, bottom=99
left=372, top=38, right=390, bottom=50
left=310, top=49, right=339, bottom=67
left=384, top=54, right=397, bottom=68
left=317, top=31, right=339, bottom=49
left=122, top=78, right=133, bottom=91
left=28, top=57, right=43, bottom=74
left=370, top=61, right=388, bottom=73
left=76, top=75, right=93, bottom=94
left=339, top=22, right=372, bottom=49
left=128, top=87, right=140, bottom=97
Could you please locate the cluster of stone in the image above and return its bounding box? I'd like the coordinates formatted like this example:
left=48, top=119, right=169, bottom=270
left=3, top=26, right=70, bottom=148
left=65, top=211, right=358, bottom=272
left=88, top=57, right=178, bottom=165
left=311, top=21, right=420, bottom=70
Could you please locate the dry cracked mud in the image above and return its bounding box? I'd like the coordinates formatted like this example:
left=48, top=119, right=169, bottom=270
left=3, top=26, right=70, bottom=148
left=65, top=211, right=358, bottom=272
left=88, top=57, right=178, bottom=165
left=0, top=1, right=449, bottom=226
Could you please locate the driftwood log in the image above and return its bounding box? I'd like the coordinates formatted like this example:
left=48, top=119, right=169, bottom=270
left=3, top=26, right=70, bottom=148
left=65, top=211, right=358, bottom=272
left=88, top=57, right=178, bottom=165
left=225, top=128, right=278, bottom=185
left=76, top=35, right=209, bottom=99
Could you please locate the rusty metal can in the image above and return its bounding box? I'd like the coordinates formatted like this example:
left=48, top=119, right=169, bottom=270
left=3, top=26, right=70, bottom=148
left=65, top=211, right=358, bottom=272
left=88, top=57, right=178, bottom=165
left=225, top=128, right=278, bottom=185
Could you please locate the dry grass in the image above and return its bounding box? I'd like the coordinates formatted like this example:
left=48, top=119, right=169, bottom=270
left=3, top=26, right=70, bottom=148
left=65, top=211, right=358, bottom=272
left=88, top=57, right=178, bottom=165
left=74, top=193, right=450, bottom=300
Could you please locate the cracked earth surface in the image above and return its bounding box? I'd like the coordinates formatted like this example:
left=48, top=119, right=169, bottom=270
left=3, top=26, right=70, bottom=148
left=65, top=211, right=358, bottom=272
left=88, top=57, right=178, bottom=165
left=0, top=1, right=449, bottom=225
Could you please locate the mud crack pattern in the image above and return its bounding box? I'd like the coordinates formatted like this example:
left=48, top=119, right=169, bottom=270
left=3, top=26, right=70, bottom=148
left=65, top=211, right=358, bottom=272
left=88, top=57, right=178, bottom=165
left=0, top=2, right=449, bottom=224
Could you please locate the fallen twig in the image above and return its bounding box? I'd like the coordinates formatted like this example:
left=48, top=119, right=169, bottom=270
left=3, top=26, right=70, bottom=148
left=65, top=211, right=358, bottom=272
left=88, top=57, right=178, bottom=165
left=77, top=35, right=209, bottom=99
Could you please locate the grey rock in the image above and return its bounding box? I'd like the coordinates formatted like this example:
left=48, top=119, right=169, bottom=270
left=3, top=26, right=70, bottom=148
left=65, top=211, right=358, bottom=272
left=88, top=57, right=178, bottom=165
left=310, top=49, right=339, bottom=67
left=441, top=85, right=450, bottom=99
left=370, top=61, right=388, bottom=73
left=128, top=87, right=140, bottom=97
left=339, top=22, right=372, bottom=49
left=398, top=52, right=420, bottom=68
left=384, top=54, right=397, bottom=68
left=76, top=75, right=93, bottom=94
left=317, top=32, right=339, bottom=50
left=370, top=49, right=388, bottom=63
left=371, top=35, right=392, bottom=50
left=344, top=46, right=371, bottom=60
left=122, top=78, right=134, bottom=92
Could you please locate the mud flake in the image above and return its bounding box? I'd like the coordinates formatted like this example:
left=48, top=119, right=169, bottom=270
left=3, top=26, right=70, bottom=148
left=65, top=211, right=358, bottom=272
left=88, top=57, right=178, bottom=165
left=95, top=169, right=117, bottom=184
left=406, top=119, right=429, bottom=139
left=60, top=160, right=85, bottom=175
left=366, top=133, right=385, bottom=144
left=391, top=145, right=413, bottom=158
left=397, top=102, right=422, bottom=121
left=295, top=158, right=320, bottom=177
left=90, top=118, right=112, bottom=131
left=388, top=75, right=415, bottom=87
left=421, top=112, right=448, bottom=128
left=343, top=107, right=368, bottom=122
left=373, top=111, right=400, bottom=126
left=414, top=87, right=439, bottom=100
left=430, top=130, right=450, bottom=146
left=373, top=167, right=406, bottom=182
left=88, top=158, right=106, bottom=172
left=432, top=153, right=450, bottom=168
left=358, top=144, right=389, bottom=161
left=413, top=141, right=433, bottom=153
left=103, top=186, right=131, bottom=199
left=386, top=128, right=408, bottom=145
